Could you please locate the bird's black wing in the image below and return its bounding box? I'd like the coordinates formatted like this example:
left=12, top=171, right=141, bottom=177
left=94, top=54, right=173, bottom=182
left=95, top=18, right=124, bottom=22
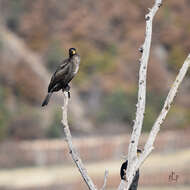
left=48, top=59, right=70, bottom=92
left=120, top=160, right=139, bottom=190
left=120, top=160, right=128, bottom=180
left=129, top=169, right=139, bottom=190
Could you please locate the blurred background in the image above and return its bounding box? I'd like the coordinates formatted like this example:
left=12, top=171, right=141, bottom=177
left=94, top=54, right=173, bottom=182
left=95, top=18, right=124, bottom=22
left=0, top=0, right=190, bottom=189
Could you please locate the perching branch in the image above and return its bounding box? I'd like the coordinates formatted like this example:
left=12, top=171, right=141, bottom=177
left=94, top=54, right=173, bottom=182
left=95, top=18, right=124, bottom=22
left=122, top=0, right=163, bottom=189
left=62, top=92, right=97, bottom=190
left=60, top=1, right=190, bottom=190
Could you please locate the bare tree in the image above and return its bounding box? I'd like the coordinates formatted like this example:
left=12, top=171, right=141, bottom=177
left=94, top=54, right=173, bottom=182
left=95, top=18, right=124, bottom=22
left=61, top=0, right=190, bottom=190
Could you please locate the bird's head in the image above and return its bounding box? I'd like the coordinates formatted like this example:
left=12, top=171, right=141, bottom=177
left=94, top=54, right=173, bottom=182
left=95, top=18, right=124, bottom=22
left=137, top=149, right=142, bottom=157
left=69, top=48, right=77, bottom=57
left=121, top=149, right=142, bottom=160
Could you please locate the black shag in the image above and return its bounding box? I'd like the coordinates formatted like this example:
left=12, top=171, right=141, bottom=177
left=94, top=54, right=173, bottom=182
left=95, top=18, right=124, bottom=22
left=42, top=48, right=80, bottom=106
left=120, top=149, right=142, bottom=190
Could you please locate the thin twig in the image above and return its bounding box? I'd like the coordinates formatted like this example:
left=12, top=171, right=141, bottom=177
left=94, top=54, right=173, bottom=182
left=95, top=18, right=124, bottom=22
left=61, top=92, right=97, bottom=190
left=122, top=0, right=163, bottom=189
left=137, top=54, right=190, bottom=169
left=101, top=169, right=109, bottom=190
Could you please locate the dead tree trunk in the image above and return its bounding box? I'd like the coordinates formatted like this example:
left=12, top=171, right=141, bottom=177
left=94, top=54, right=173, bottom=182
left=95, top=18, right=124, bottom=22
left=61, top=0, right=190, bottom=190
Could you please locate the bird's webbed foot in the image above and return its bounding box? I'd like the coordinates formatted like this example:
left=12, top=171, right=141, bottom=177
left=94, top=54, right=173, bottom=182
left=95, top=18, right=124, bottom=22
left=65, top=85, right=70, bottom=92
left=123, top=169, right=126, bottom=180
left=67, top=91, right=71, bottom=98
left=62, top=85, right=71, bottom=98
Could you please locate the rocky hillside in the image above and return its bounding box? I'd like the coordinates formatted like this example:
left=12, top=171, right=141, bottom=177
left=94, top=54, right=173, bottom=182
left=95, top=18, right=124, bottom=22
left=0, top=0, right=190, bottom=140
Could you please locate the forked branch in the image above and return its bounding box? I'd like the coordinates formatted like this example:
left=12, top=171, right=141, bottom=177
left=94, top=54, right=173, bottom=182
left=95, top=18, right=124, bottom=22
left=124, top=0, right=163, bottom=189
left=61, top=1, right=190, bottom=190
left=137, top=54, right=190, bottom=168
left=118, top=0, right=190, bottom=189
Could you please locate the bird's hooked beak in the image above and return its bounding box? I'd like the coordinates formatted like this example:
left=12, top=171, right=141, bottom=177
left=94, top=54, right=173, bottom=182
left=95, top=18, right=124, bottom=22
left=121, top=149, right=142, bottom=160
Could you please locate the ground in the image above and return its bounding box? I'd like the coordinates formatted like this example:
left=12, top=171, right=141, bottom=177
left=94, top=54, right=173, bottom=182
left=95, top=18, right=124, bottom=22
left=0, top=148, right=189, bottom=189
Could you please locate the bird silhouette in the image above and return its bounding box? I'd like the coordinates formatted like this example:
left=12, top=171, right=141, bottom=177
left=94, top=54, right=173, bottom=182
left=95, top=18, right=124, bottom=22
left=120, top=149, right=142, bottom=190
left=42, top=48, right=80, bottom=106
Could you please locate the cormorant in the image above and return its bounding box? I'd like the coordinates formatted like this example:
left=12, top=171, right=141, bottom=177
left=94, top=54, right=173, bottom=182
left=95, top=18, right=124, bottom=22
left=42, top=48, right=80, bottom=106
left=120, top=149, right=142, bottom=190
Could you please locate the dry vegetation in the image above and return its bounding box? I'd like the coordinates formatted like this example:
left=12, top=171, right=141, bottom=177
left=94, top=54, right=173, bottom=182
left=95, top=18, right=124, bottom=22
left=0, top=0, right=190, bottom=140
left=0, top=148, right=189, bottom=189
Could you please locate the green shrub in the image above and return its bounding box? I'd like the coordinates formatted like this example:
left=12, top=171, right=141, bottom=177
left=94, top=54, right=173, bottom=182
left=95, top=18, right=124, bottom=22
left=8, top=112, right=43, bottom=139
left=97, top=88, right=166, bottom=132
left=0, top=37, right=3, bottom=50
left=168, top=46, right=186, bottom=72
left=0, top=87, right=9, bottom=140
left=6, top=0, right=23, bottom=32
left=46, top=110, right=62, bottom=138
left=73, top=42, right=117, bottom=85
left=143, top=91, right=165, bottom=132
left=167, top=106, right=190, bottom=129
left=143, top=106, right=158, bottom=132
left=0, top=111, right=8, bottom=140
left=162, top=5, right=171, bottom=21
left=46, top=41, right=65, bottom=72
left=97, top=89, right=136, bottom=124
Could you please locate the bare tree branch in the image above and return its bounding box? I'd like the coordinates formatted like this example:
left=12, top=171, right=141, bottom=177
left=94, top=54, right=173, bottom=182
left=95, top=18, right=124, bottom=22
left=62, top=92, right=97, bottom=190
left=123, top=0, right=163, bottom=189
left=101, top=169, right=109, bottom=190
left=136, top=54, right=190, bottom=168
left=60, top=1, right=190, bottom=190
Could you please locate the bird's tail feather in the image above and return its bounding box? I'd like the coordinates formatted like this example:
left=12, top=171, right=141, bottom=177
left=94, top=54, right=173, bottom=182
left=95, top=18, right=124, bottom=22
left=42, top=93, right=52, bottom=107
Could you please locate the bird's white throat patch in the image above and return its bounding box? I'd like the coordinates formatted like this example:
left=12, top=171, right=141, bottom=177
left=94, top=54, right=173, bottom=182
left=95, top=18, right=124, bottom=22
left=73, top=55, right=80, bottom=74
left=74, top=64, right=79, bottom=74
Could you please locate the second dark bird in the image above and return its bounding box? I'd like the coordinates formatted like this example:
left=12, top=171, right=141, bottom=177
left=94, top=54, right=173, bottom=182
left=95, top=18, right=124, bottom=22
left=120, top=149, right=142, bottom=190
left=42, top=48, right=80, bottom=106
